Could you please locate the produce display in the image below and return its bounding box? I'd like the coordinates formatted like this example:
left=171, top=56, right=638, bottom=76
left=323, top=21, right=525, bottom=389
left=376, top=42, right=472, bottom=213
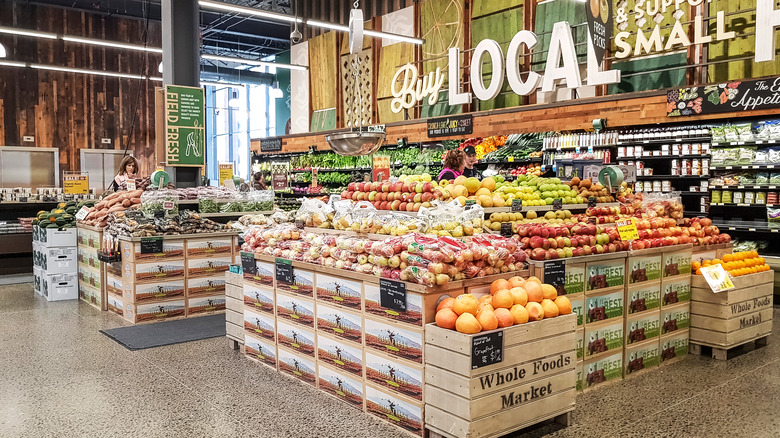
left=32, top=201, right=90, bottom=230
left=692, top=251, right=770, bottom=277
left=118, top=176, right=175, bottom=192
left=79, top=190, right=144, bottom=227
left=479, top=133, right=542, bottom=161
left=105, top=209, right=230, bottom=237
left=197, top=190, right=274, bottom=213
left=435, top=276, right=571, bottom=334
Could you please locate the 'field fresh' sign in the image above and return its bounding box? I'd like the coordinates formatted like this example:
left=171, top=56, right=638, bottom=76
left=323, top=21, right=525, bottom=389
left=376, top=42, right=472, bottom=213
left=165, top=85, right=205, bottom=167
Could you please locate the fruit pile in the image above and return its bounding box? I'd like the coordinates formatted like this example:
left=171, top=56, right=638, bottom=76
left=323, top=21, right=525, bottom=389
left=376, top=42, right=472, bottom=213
left=568, top=177, right=614, bottom=204
left=33, top=201, right=91, bottom=230
left=484, top=209, right=576, bottom=232
left=435, top=276, right=572, bottom=334
left=693, top=251, right=771, bottom=277
left=508, top=163, right=542, bottom=177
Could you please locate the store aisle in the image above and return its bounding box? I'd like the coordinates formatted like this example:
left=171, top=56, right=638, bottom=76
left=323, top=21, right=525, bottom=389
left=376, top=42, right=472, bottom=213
left=1, top=283, right=779, bottom=438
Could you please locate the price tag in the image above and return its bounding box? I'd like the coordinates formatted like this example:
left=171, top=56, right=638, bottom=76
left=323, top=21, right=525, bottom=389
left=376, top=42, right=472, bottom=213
left=465, top=199, right=477, bottom=206
left=508, top=157, right=514, bottom=162
left=552, top=199, right=563, bottom=210
left=294, top=219, right=305, bottom=229
left=140, top=237, right=163, bottom=254
left=275, top=258, right=294, bottom=284
left=511, top=199, right=523, bottom=212
left=617, top=218, right=639, bottom=241
left=126, top=180, right=136, bottom=191
left=500, top=222, right=513, bottom=237
left=19, top=197, right=27, bottom=203
left=472, top=331, right=503, bottom=370
left=543, top=260, right=566, bottom=292
left=379, top=278, right=407, bottom=312
left=699, top=264, right=735, bottom=293
left=725, top=166, right=733, bottom=170
left=240, top=251, right=257, bottom=275
left=162, top=201, right=175, bottom=211
left=588, top=197, right=597, bottom=208
left=75, top=206, right=90, bottom=221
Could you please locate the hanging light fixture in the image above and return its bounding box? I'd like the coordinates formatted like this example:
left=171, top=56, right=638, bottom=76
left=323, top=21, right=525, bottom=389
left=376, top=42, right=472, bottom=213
left=0, top=43, right=6, bottom=58
left=158, top=61, right=163, bottom=73
left=269, top=80, right=283, bottom=99
left=228, top=89, right=240, bottom=108
left=325, top=0, right=385, bottom=156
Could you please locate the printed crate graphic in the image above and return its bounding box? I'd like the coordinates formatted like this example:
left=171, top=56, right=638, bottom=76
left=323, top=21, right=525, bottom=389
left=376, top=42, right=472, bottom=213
left=244, top=260, right=275, bottom=287
left=188, top=276, right=227, bottom=297
left=244, top=334, right=277, bottom=369
left=276, top=320, right=316, bottom=358
left=123, top=280, right=186, bottom=303
left=583, top=351, right=623, bottom=390
left=78, top=265, right=102, bottom=290
left=624, top=339, right=660, bottom=377
left=317, top=333, right=364, bottom=377
left=278, top=346, right=317, bottom=387
left=315, top=273, right=362, bottom=311
left=364, top=317, right=423, bottom=364
left=315, top=302, right=363, bottom=345
left=626, top=282, right=661, bottom=314
left=627, top=250, right=662, bottom=284
left=661, top=303, right=691, bottom=335
left=660, top=330, right=690, bottom=364
left=186, top=256, right=232, bottom=279
left=365, top=282, right=451, bottom=327
left=584, top=319, right=624, bottom=358
left=243, top=308, right=277, bottom=341
left=186, top=236, right=234, bottom=258
left=120, top=239, right=184, bottom=262
left=277, top=293, right=315, bottom=328
left=569, top=293, right=584, bottom=326
left=585, top=253, right=626, bottom=292
left=122, top=260, right=185, bottom=284
left=662, top=276, right=691, bottom=307
left=106, top=274, right=123, bottom=298
left=317, top=364, right=364, bottom=411
left=625, top=310, right=661, bottom=344
left=584, top=289, right=623, bottom=324
left=277, top=268, right=315, bottom=297
left=365, top=350, right=423, bottom=401
left=662, top=248, right=692, bottom=278
left=187, top=295, right=226, bottom=315
left=107, top=293, right=124, bottom=316
left=124, top=300, right=187, bottom=324
left=365, top=384, right=424, bottom=437
left=243, top=283, right=275, bottom=315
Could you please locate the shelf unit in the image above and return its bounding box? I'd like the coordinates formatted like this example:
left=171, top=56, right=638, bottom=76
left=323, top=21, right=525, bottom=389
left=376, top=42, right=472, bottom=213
left=711, top=140, right=779, bottom=148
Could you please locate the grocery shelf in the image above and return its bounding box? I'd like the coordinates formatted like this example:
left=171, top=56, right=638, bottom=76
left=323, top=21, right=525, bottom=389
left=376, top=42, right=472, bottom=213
left=291, top=168, right=372, bottom=173
left=679, top=191, right=708, bottom=196
left=635, top=175, right=710, bottom=180
left=709, top=203, right=772, bottom=208
left=482, top=202, right=619, bottom=213
left=616, top=136, right=711, bottom=145
left=710, top=164, right=778, bottom=170
left=543, top=144, right=615, bottom=151
left=477, top=157, right=543, bottom=165
left=710, top=184, right=780, bottom=190
left=617, top=154, right=710, bottom=161
left=711, top=220, right=780, bottom=233
left=711, top=139, right=779, bottom=147
left=199, top=210, right=274, bottom=218
left=684, top=210, right=707, bottom=216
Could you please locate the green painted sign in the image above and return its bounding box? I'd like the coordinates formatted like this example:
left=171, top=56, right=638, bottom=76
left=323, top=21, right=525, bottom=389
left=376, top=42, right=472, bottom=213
left=165, top=85, right=205, bottom=166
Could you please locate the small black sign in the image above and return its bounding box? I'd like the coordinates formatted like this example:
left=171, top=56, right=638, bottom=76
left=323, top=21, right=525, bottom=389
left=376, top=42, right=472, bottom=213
left=154, top=210, right=165, bottom=219
left=379, top=278, right=407, bottom=312
left=465, top=199, right=477, bottom=206
left=427, top=114, right=473, bottom=138
left=294, top=219, right=305, bottom=229
left=260, top=136, right=283, bottom=153
left=140, top=237, right=163, bottom=254
left=472, top=331, right=504, bottom=370
left=544, top=260, right=566, bottom=293
left=588, top=197, right=598, bottom=208
left=668, top=77, right=780, bottom=117
left=275, top=258, right=294, bottom=284
left=19, top=197, right=28, bottom=203
left=511, top=199, right=524, bottom=213
left=500, top=222, right=513, bottom=237
left=241, top=251, right=257, bottom=275
left=553, top=199, right=563, bottom=210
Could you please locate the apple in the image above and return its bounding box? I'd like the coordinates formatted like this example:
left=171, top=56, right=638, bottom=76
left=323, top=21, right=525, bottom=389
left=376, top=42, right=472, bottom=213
left=391, top=200, right=401, bottom=211
left=583, top=245, right=592, bottom=255
left=556, top=248, right=566, bottom=259
left=595, top=244, right=605, bottom=254
left=413, top=193, right=422, bottom=203
left=368, top=191, right=377, bottom=201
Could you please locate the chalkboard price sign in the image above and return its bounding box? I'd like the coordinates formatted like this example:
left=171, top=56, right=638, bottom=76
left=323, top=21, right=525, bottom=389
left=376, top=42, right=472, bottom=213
left=500, top=222, right=513, bottom=237
left=553, top=199, right=563, bottom=210
left=379, top=278, right=407, bottom=312
left=275, top=258, right=294, bottom=284
left=140, top=237, right=163, bottom=254
left=588, top=197, right=597, bottom=208
left=241, top=251, right=257, bottom=275
left=511, top=199, right=523, bottom=212
left=544, top=260, right=566, bottom=294
left=472, top=331, right=504, bottom=369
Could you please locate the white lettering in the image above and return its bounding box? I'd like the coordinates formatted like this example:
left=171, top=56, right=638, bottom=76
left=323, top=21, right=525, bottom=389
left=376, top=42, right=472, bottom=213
left=448, top=47, right=472, bottom=105
left=541, top=22, right=582, bottom=93
left=390, top=64, right=444, bottom=114
left=506, top=30, right=541, bottom=96
left=664, top=20, right=691, bottom=51
left=635, top=26, right=664, bottom=56
left=471, top=39, right=506, bottom=101
left=587, top=33, right=621, bottom=87
left=614, top=32, right=632, bottom=59
left=716, top=11, right=736, bottom=40
left=694, top=15, right=712, bottom=44
left=756, top=0, right=780, bottom=62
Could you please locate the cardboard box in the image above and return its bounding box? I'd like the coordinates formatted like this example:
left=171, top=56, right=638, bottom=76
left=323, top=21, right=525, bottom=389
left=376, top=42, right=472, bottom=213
left=627, top=253, right=662, bottom=284
left=365, top=350, right=423, bottom=401
left=187, top=294, right=226, bottom=316
left=123, top=280, right=186, bottom=303
left=315, top=273, right=362, bottom=311
left=39, top=247, right=77, bottom=274
left=244, top=333, right=277, bottom=369
left=277, top=346, right=317, bottom=387
left=585, top=259, right=626, bottom=291
left=364, top=317, right=423, bottom=364
left=77, top=246, right=101, bottom=270
left=120, top=239, right=184, bottom=262
left=122, top=260, right=185, bottom=284
left=243, top=260, right=274, bottom=287
left=317, top=363, right=365, bottom=410
left=569, top=293, right=584, bottom=326
left=32, top=242, right=41, bottom=268
left=33, top=266, right=42, bottom=296
left=39, top=227, right=77, bottom=248
left=626, top=310, right=661, bottom=344
left=317, top=333, right=364, bottom=378
left=186, top=256, right=232, bottom=279
left=186, top=236, right=234, bottom=258
left=584, top=289, right=624, bottom=324
left=662, top=249, right=692, bottom=277
left=660, top=330, right=690, bottom=364
left=662, top=276, right=691, bottom=307
left=77, top=227, right=101, bottom=250
left=576, top=360, right=584, bottom=392
left=365, top=384, right=424, bottom=437
left=624, top=339, right=660, bottom=376
left=78, top=282, right=103, bottom=309
left=243, top=282, right=275, bottom=315
left=583, top=351, right=623, bottom=389
left=584, top=319, right=624, bottom=358
left=315, top=302, right=363, bottom=345
left=78, top=266, right=102, bottom=291
left=364, top=282, right=427, bottom=327
left=105, top=261, right=122, bottom=278
left=576, top=327, right=584, bottom=360
left=41, top=272, right=78, bottom=301
left=243, top=307, right=276, bottom=341
left=106, top=274, right=123, bottom=298
left=276, top=320, right=317, bottom=358
left=661, top=303, right=691, bottom=335
left=124, top=299, right=187, bottom=323
left=107, top=293, right=124, bottom=316
left=187, top=276, right=227, bottom=297
left=626, top=282, right=661, bottom=314
left=277, top=268, right=315, bottom=297
left=276, top=292, right=315, bottom=328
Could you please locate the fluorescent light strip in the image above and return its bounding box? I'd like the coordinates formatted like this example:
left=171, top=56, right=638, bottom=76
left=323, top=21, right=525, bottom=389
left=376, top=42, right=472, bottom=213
left=202, top=54, right=308, bottom=71
left=0, top=59, right=161, bottom=81
left=0, top=26, right=57, bottom=39
left=364, top=30, right=424, bottom=45
left=61, top=36, right=163, bottom=53
left=199, top=0, right=300, bottom=23
left=306, top=20, right=349, bottom=32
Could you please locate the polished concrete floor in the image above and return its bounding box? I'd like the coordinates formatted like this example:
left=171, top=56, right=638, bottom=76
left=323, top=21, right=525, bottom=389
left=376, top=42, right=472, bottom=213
left=1, top=282, right=779, bottom=438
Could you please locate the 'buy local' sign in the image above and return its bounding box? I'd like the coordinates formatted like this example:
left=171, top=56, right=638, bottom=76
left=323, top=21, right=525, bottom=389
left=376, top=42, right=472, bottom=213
left=390, top=1, right=780, bottom=113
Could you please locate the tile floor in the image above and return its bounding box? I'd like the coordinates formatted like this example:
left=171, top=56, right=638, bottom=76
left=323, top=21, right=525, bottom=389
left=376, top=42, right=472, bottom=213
left=1, top=282, right=779, bottom=438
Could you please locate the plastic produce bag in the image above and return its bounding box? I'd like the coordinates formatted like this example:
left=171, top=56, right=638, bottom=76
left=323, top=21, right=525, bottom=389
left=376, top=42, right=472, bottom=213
left=140, top=189, right=179, bottom=218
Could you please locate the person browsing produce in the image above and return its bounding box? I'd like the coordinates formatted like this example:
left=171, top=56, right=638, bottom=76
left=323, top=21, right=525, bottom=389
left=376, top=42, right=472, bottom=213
left=438, top=149, right=466, bottom=182
left=111, top=156, right=139, bottom=191
left=462, top=146, right=480, bottom=178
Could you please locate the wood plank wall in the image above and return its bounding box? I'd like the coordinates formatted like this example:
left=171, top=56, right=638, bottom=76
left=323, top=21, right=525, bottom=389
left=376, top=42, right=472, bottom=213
left=298, top=0, right=415, bottom=40
left=0, top=1, right=161, bottom=176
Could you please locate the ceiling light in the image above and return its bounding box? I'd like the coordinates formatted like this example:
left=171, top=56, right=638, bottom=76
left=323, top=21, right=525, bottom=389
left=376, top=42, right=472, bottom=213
left=364, top=30, right=424, bottom=45
left=61, top=36, right=163, bottom=53
left=158, top=61, right=163, bottom=73
left=0, top=26, right=57, bottom=39
left=0, top=59, right=160, bottom=80
left=202, top=54, right=308, bottom=71
left=0, top=60, right=26, bottom=68
left=307, top=20, right=349, bottom=32
left=229, top=89, right=240, bottom=108
left=199, top=0, right=300, bottom=23
left=0, top=43, right=6, bottom=58
left=269, top=81, right=283, bottom=99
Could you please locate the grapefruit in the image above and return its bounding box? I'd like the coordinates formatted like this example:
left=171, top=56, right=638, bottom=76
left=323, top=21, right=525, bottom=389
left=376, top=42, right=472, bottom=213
left=510, top=304, right=529, bottom=324
left=494, top=308, right=514, bottom=328
left=436, top=297, right=455, bottom=312
left=456, top=312, right=482, bottom=334
left=452, top=294, right=479, bottom=316
left=464, top=177, right=481, bottom=194
left=435, top=308, right=458, bottom=329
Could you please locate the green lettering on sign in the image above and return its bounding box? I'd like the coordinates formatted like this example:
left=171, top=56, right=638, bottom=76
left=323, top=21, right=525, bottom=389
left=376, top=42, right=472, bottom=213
left=165, top=85, right=206, bottom=166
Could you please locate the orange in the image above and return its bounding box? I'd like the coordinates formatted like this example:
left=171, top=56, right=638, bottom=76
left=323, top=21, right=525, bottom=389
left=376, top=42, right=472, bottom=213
left=526, top=302, right=545, bottom=321
left=476, top=308, right=499, bottom=331
left=523, top=282, right=544, bottom=303
left=554, top=296, right=572, bottom=315
left=490, top=279, right=510, bottom=295
left=722, top=254, right=733, bottom=263
left=455, top=313, right=482, bottom=334
left=436, top=297, right=455, bottom=312
left=435, top=308, right=458, bottom=329
left=452, top=294, right=479, bottom=316
left=494, top=308, right=515, bottom=328
left=509, top=304, right=529, bottom=324
left=541, top=299, right=559, bottom=318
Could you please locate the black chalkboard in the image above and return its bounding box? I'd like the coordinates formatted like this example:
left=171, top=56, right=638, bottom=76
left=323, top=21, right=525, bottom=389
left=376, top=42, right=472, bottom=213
left=140, top=237, right=163, bottom=254
left=154, top=210, right=165, bottom=219
left=588, top=197, right=597, bottom=208
left=260, top=137, right=283, bottom=152
left=275, top=258, right=294, bottom=284
left=500, top=222, right=513, bottom=237
left=472, top=331, right=504, bottom=369
left=294, top=219, right=305, bottom=229
left=18, top=197, right=28, bottom=203
left=427, top=114, right=473, bottom=138
left=544, top=260, right=566, bottom=292
left=241, top=251, right=257, bottom=275
left=379, top=278, right=407, bottom=312
left=511, top=199, right=523, bottom=212
left=553, top=199, right=563, bottom=210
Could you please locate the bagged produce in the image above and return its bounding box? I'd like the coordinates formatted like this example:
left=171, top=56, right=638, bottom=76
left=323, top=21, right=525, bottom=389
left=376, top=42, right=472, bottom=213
left=140, top=189, right=179, bottom=218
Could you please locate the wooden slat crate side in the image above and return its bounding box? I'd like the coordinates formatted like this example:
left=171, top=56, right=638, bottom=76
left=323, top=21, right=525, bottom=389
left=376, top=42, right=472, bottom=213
left=226, top=295, right=243, bottom=312
left=425, top=314, right=576, bottom=356
left=691, top=282, right=774, bottom=305
left=426, top=332, right=576, bottom=377
left=226, top=308, right=243, bottom=326
left=226, top=283, right=244, bottom=300
left=690, top=270, right=774, bottom=290
left=425, top=350, right=577, bottom=399
left=690, top=320, right=773, bottom=347
left=690, top=308, right=774, bottom=333
left=425, top=390, right=576, bottom=438
left=690, top=294, right=773, bottom=319
left=226, top=322, right=244, bottom=341
left=425, top=369, right=575, bottom=421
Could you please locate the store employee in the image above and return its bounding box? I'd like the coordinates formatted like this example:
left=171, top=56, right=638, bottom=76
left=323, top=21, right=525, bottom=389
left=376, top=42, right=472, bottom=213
left=463, top=146, right=480, bottom=178
left=111, top=156, right=139, bottom=191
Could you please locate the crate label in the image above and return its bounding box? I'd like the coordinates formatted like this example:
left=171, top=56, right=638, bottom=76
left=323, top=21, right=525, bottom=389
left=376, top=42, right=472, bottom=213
left=585, top=290, right=624, bottom=323
left=318, top=336, right=364, bottom=377
left=277, top=321, right=316, bottom=358
left=699, top=264, right=734, bottom=293
left=511, top=199, right=523, bottom=212
left=188, top=295, right=226, bottom=314
left=576, top=330, right=584, bottom=359
left=626, top=313, right=661, bottom=344
left=277, top=294, right=316, bottom=328
left=472, top=331, right=504, bottom=370
left=318, top=365, right=365, bottom=409
left=241, top=251, right=257, bottom=275
left=729, top=295, right=773, bottom=316
left=364, top=386, right=422, bottom=432
left=627, top=284, right=661, bottom=314
left=315, top=303, right=362, bottom=343
left=243, top=284, right=275, bottom=314
left=663, top=251, right=692, bottom=277
left=500, top=222, right=513, bottom=237
left=277, top=267, right=314, bottom=297
left=625, top=342, right=661, bottom=374
left=564, top=264, right=585, bottom=295
left=584, top=352, right=623, bottom=388
left=275, top=258, right=294, bottom=284
left=661, top=306, right=691, bottom=334
left=277, top=347, right=317, bottom=384
left=585, top=320, right=624, bottom=357
left=315, top=274, right=362, bottom=310
left=542, top=260, right=566, bottom=295
left=662, top=278, right=691, bottom=306
left=133, top=300, right=186, bottom=322
left=628, top=255, right=662, bottom=283
left=129, top=281, right=186, bottom=301
left=244, top=308, right=277, bottom=340
left=245, top=261, right=274, bottom=287
left=364, top=283, right=423, bottom=326
left=365, top=351, right=423, bottom=401
left=660, top=333, right=689, bottom=362
left=617, top=218, right=639, bottom=241
left=570, top=294, right=585, bottom=326
left=552, top=199, right=563, bottom=210
left=379, top=279, right=407, bottom=312
left=244, top=335, right=277, bottom=367
left=586, top=261, right=625, bottom=290
left=364, top=318, right=423, bottom=364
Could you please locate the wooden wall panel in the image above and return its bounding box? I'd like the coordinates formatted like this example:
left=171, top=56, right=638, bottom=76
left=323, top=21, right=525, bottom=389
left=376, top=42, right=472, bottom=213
left=308, top=31, right=339, bottom=111
left=0, top=1, right=161, bottom=177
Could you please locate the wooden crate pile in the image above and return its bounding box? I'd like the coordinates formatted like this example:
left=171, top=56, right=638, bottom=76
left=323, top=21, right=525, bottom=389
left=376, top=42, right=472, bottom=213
left=624, top=247, right=663, bottom=378
left=76, top=224, right=106, bottom=310
left=225, top=269, right=244, bottom=349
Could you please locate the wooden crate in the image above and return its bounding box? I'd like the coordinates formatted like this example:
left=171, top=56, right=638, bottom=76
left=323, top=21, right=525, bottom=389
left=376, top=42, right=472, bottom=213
left=317, top=362, right=366, bottom=411
left=623, top=338, right=660, bottom=378
left=692, top=243, right=733, bottom=264
left=244, top=333, right=278, bottom=370
left=584, top=253, right=627, bottom=293
left=583, top=287, right=624, bottom=325
left=661, top=275, right=692, bottom=307
left=424, top=314, right=576, bottom=438
left=689, top=270, right=774, bottom=358
left=582, top=351, right=623, bottom=391
left=626, top=247, right=664, bottom=285
left=660, top=330, right=690, bottom=365
left=529, top=258, right=586, bottom=296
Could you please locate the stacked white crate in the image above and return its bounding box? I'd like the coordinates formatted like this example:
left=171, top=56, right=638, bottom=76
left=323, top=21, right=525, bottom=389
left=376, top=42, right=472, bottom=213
left=32, top=225, right=78, bottom=301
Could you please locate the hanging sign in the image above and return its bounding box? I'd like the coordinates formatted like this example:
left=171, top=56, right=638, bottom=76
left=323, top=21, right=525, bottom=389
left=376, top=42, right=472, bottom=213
left=219, top=163, right=234, bottom=186
left=668, top=77, right=780, bottom=117
left=63, top=174, right=89, bottom=195
left=260, top=137, right=283, bottom=153
left=585, top=0, right=612, bottom=63
left=699, top=264, right=735, bottom=293
left=427, top=114, right=473, bottom=138
left=164, top=85, right=205, bottom=166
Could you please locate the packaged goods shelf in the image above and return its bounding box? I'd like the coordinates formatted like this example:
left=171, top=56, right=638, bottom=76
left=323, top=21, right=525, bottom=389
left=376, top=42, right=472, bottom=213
left=711, top=140, right=779, bottom=147
left=710, top=184, right=780, bottom=190
left=711, top=220, right=780, bottom=233
left=710, top=165, right=778, bottom=170
left=617, top=154, right=710, bottom=161
left=617, top=136, right=712, bottom=145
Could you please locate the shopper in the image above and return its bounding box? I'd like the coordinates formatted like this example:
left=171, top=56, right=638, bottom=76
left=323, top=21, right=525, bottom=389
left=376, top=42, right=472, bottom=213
left=110, top=155, right=139, bottom=191
left=438, top=149, right=466, bottom=182
left=253, top=171, right=268, bottom=190
left=463, top=146, right=480, bottom=178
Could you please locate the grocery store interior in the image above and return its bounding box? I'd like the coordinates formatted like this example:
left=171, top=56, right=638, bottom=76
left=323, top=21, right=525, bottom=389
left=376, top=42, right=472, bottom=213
left=1, top=0, right=780, bottom=437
